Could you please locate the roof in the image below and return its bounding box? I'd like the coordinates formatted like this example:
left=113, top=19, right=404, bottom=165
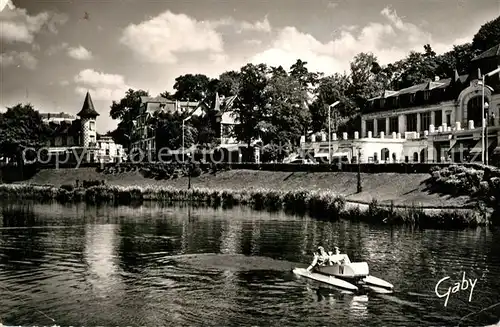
left=77, top=92, right=99, bottom=118
left=472, top=43, right=500, bottom=62
left=40, top=112, right=75, bottom=120
left=49, top=119, right=80, bottom=136
left=140, top=96, right=171, bottom=103
left=369, top=77, right=456, bottom=101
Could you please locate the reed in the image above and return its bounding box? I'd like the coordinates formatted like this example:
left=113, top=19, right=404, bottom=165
left=0, top=183, right=487, bottom=228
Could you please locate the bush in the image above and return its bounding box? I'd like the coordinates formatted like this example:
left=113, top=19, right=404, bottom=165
left=60, top=184, right=74, bottom=191
left=82, top=180, right=102, bottom=188
left=191, top=167, right=202, bottom=177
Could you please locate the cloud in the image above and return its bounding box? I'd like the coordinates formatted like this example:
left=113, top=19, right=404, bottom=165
left=67, top=45, right=93, bottom=60
left=244, top=39, right=263, bottom=46
left=120, top=10, right=225, bottom=64
left=73, top=69, right=132, bottom=101
left=238, top=16, right=271, bottom=33
left=327, top=2, right=339, bottom=9
left=0, top=4, right=68, bottom=44
left=0, top=51, right=37, bottom=69
left=249, top=7, right=475, bottom=75
left=46, top=42, right=69, bottom=56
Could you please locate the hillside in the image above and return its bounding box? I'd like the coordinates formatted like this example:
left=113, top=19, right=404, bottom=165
left=17, top=168, right=473, bottom=208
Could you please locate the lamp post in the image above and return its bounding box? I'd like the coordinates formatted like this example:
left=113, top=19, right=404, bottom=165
left=328, top=101, right=341, bottom=164
left=485, top=101, right=490, bottom=165
left=182, top=116, right=191, bottom=163
left=356, top=146, right=362, bottom=193
left=482, top=66, right=500, bottom=165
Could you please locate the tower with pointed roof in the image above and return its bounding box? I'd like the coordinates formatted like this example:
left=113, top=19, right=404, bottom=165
left=77, top=91, right=99, bottom=148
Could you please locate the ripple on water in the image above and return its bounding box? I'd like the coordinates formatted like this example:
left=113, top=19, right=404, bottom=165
left=1, top=202, right=500, bottom=327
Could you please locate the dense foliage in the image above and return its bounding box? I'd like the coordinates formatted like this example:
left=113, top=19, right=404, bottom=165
left=427, top=164, right=500, bottom=224
left=0, top=104, right=52, bottom=164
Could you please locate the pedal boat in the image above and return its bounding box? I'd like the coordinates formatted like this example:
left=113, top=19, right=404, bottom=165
left=293, top=252, right=394, bottom=292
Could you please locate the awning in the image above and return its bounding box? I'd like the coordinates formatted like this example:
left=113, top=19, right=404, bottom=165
left=332, top=152, right=349, bottom=157
left=469, top=139, right=494, bottom=154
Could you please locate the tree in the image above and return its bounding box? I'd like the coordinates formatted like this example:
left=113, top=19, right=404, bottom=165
left=289, top=59, right=322, bottom=87
left=309, top=73, right=356, bottom=133
left=472, top=15, right=500, bottom=53
left=109, top=89, right=150, bottom=148
left=395, top=46, right=442, bottom=88
left=348, top=52, right=389, bottom=108
left=172, top=74, right=211, bottom=101
left=0, top=103, right=52, bottom=164
left=217, top=71, right=241, bottom=97
left=159, top=91, right=175, bottom=100
left=109, top=89, right=149, bottom=120
left=262, top=71, right=310, bottom=144
left=155, top=111, right=196, bottom=151
left=232, top=63, right=269, bottom=151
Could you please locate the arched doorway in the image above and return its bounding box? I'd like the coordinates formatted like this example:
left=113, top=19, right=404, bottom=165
left=381, top=148, right=390, bottom=162
left=467, top=96, right=483, bottom=128
left=413, top=152, right=419, bottom=162
left=420, top=148, right=426, bottom=163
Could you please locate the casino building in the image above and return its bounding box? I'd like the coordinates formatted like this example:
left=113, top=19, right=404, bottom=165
left=302, top=43, right=500, bottom=165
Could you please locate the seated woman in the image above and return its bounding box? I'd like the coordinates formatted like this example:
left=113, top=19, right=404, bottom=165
left=306, top=246, right=330, bottom=272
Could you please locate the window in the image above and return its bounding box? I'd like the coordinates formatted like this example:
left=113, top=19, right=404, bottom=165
left=106, top=149, right=110, bottom=155
left=421, top=112, right=431, bottom=132
left=365, top=119, right=374, bottom=136
left=446, top=111, right=452, bottom=127
left=406, top=113, right=418, bottom=132
left=434, top=110, right=442, bottom=127
left=89, top=121, right=95, bottom=131
left=377, top=119, right=386, bottom=135
left=389, top=117, right=399, bottom=133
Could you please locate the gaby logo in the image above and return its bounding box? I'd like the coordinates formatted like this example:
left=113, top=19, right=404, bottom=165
left=0, top=0, right=15, bottom=11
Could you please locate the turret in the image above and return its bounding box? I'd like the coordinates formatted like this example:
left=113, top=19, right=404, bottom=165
left=77, top=91, right=99, bottom=147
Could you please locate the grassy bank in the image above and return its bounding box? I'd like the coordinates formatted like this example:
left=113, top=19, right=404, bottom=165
left=0, top=183, right=488, bottom=229
left=19, top=168, right=473, bottom=208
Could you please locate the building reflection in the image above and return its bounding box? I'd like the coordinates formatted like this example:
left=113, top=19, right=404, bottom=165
left=220, top=217, right=242, bottom=255
left=84, top=223, right=122, bottom=297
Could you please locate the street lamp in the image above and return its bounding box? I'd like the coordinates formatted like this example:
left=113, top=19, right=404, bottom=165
left=356, top=146, right=362, bottom=193
left=485, top=101, right=490, bottom=165
left=482, top=66, right=500, bottom=165
left=182, top=116, right=192, bottom=163
left=328, top=101, right=341, bottom=164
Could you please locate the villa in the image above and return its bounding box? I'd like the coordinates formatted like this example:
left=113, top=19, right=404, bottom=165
left=40, top=92, right=126, bottom=164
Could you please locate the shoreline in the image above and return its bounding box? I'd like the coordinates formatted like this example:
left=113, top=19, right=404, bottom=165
left=0, top=183, right=489, bottom=229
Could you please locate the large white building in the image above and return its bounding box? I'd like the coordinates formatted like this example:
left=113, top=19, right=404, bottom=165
left=302, top=43, right=500, bottom=165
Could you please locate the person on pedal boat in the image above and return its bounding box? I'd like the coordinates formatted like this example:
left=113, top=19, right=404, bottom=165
left=306, top=246, right=330, bottom=272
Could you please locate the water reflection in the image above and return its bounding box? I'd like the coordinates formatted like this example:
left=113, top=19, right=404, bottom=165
left=84, top=224, right=120, bottom=296
left=0, top=201, right=499, bottom=327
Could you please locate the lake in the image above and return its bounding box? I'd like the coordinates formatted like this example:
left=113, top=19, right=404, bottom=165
left=0, top=201, right=499, bottom=326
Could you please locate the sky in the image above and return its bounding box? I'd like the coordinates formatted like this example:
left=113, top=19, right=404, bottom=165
left=1, top=0, right=499, bottom=133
